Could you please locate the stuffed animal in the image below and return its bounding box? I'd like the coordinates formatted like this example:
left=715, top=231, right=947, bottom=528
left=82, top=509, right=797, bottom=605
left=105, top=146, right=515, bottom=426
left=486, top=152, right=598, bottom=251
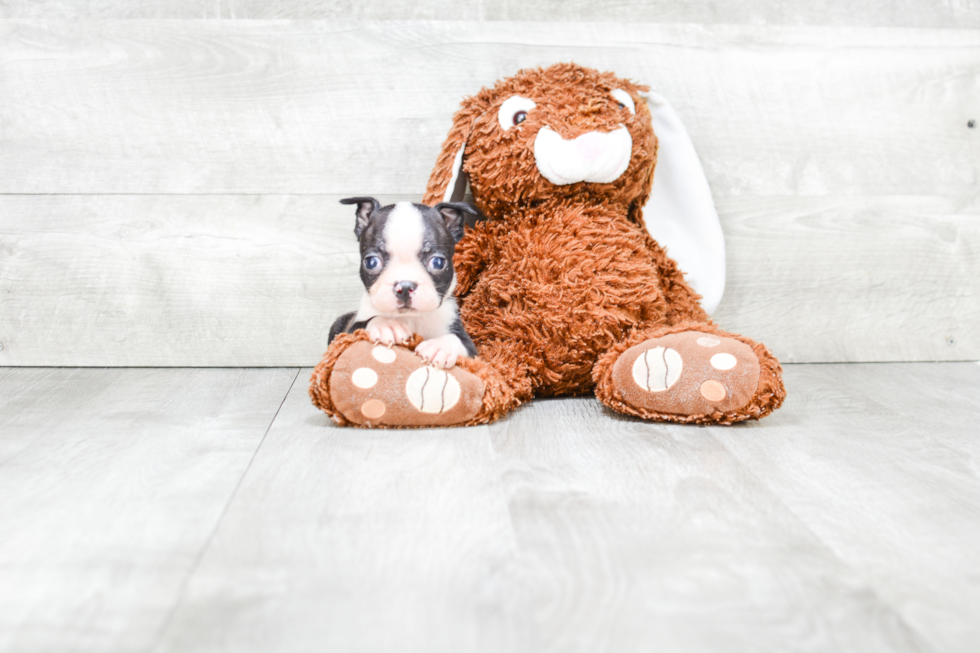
left=311, top=63, right=785, bottom=427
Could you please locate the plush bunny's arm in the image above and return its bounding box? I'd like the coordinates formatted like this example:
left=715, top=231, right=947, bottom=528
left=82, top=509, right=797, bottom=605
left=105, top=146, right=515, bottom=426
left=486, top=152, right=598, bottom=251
left=452, top=224, right=492, bottom=299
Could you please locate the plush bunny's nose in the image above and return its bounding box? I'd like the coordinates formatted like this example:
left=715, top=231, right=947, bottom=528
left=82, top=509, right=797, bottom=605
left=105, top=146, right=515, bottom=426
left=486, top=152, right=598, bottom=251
left=534, top=126, right=633, bottom=186
left=574, top=131, right=607, bottom=163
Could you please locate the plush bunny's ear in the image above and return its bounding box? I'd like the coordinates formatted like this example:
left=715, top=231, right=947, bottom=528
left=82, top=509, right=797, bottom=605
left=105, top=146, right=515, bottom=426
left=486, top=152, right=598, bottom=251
left=641, top=91, right=727, bottom=315
left=423, top=104, right=480, bottom=207
left=339, top=196, right=380, bottom=239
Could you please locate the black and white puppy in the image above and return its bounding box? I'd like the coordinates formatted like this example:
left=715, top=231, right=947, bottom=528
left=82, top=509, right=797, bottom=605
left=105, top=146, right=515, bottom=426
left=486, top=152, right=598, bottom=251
left=328, top=197, right=479, bottom=369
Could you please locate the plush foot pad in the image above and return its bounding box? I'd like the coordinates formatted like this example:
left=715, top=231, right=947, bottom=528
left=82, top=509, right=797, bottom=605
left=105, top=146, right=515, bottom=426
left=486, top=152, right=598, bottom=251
left=612, top=332, right=761, bottom=416
left=329, top=341, right=485, bottom=427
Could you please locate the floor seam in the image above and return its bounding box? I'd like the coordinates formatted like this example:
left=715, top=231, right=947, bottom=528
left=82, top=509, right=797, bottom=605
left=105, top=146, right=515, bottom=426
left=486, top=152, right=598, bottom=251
left=142, top=367, right=302, bottom=653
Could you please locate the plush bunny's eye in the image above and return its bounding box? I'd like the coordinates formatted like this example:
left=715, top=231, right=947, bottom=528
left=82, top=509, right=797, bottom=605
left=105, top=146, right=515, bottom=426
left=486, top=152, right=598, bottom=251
left=498, top=96, right=537, bottom=130
left=611, top=89, right=635, bottom=115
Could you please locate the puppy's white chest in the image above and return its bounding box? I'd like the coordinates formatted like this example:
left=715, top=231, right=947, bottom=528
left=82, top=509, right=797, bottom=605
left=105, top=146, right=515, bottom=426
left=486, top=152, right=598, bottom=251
left=391, top=301, right=459, bottom=340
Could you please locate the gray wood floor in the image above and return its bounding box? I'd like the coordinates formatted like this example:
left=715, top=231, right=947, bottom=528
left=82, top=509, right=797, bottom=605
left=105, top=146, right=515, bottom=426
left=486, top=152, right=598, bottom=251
left=2, top=362, right=979, bottom=653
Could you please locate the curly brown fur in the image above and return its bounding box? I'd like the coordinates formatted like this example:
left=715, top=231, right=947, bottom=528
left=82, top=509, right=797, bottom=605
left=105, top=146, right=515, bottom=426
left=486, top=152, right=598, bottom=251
left=311, top=62, right=785, bottom=427
left=422, top=62, right=785, bottom=424
left=425, top=64, right=656, bottom=227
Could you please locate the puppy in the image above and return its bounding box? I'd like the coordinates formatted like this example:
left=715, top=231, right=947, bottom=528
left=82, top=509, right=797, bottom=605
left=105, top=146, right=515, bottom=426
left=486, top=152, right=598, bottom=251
left=328, top=197, right=479, bottom=369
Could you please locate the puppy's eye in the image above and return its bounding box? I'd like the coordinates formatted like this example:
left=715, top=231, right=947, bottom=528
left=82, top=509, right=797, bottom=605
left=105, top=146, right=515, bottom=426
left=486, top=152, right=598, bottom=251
left=611, top=89, right=635, bottom=115
left=498, top=96, right=536, bottom=130
left=363, top=255, right=382, bottom=271
left=428, top=256, right=447, bottom=272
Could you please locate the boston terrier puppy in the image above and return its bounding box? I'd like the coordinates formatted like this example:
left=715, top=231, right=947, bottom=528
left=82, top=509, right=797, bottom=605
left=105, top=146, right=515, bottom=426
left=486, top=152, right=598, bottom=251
left=328, top=197, right=479, bottom=369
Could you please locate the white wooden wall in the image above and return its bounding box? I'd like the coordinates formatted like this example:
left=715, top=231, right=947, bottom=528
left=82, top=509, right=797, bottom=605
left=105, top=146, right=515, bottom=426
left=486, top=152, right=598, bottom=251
left=0, top=9, right=978, bottom=366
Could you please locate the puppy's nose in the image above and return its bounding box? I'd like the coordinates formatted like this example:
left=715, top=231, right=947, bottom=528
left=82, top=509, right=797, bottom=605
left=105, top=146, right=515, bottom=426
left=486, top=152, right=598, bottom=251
left=394, top=281, right=417, bottom=305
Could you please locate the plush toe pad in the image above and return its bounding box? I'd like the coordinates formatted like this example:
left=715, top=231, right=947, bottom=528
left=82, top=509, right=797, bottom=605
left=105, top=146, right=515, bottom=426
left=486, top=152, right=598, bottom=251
left=329, top=341, right=485, bottom=427
left=612, top=332, right=760, bottom=416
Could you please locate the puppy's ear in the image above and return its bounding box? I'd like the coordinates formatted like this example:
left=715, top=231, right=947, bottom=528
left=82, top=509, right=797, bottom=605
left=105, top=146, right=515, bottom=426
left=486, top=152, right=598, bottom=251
left=434, top=202, right=479, bottom=242
left=422, top=101, right=483, bottom=207
left=339, top=197, right=380, bottom=238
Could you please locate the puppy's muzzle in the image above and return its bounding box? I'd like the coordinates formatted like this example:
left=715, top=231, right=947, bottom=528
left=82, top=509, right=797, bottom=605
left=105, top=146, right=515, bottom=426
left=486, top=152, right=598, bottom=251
left=394, top=281, right=417, bottom=308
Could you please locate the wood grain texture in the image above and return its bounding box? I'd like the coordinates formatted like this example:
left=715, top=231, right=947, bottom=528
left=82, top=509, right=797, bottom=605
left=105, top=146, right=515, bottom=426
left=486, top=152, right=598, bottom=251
left=1, top=20, right=976, bottom=366
left=711, top=195, right=980, bottom=363
left=0, top=367, right=298, bottom=653
left=150, top=368, right=524, bottom=653
left=0, top=21, right=977, bottom=196
left=0, top=194, right=368, bottom=367
left=486, top=391, right=937, bottom=652
left=1, top=194, right=976, bottom=366
left=161, top=362, right=978, bottom=652
left=1, top=0, right=979, bottom=28
left=710, top=361, right=980, bottom=652
left=2, top=363, right=978, bottom=651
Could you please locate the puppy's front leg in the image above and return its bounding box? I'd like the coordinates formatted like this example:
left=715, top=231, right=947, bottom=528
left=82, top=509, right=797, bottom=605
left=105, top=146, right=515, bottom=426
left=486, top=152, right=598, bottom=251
left=367, top=317, right=412, bottom=346
left=415, top=334, right=470, bottom=369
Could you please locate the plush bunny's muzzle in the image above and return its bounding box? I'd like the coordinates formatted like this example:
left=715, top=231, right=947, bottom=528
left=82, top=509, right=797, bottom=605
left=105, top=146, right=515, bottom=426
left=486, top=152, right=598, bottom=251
left=534, top=125, right=633, bottom=186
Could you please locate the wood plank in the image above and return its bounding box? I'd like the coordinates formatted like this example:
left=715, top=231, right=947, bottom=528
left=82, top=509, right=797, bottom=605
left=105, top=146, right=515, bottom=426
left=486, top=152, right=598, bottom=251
left=0, top=21, right=977, bottom=196
left=1, top=0, right=978, bottom=28
left=711, top=361, right=980, bottom=652
left=711, top=195, right=980, bottom=363
left=482, top=362, right=980, bottom=651
left=0, top=194, right=369, bottom=367
left=1, top=193, right=976, bottom=366
left=151, top=368, right=524, bottom=653
left=0, top=367, right=298, bottom=653
left=2, top=362, right=977, bottom=651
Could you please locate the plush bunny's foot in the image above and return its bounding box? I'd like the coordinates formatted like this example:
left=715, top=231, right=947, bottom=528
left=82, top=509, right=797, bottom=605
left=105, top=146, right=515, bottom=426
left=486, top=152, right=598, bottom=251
left=613, top=331, right=760, bottom=415
left=595, top=326, right=785, bottom=425
left=311, top=335, right=485, bottom=428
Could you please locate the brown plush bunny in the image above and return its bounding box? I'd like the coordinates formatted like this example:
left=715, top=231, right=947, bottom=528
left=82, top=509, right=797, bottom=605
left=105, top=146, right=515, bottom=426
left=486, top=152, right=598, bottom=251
left=311, top=63, right=785, bottom=427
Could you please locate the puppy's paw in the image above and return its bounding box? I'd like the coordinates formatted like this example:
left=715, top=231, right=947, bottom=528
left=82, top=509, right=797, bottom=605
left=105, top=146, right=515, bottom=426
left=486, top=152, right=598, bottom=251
left=415, top=334, right=469, bottom=369
left=367, top=318, right=412, bottom=346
